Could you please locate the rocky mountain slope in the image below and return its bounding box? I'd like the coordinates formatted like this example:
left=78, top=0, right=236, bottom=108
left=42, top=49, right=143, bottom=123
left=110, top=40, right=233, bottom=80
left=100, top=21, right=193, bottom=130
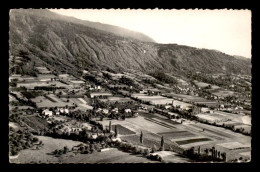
left=9, top=9, right=251, bottom=76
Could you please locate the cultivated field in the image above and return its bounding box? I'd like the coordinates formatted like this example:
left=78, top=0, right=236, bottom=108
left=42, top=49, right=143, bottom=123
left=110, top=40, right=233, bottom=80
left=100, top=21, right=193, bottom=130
left=211, top=89, right=235, bottom=97
left=90, top=92, right=113, bottom=97
left=100, top=96, right=132, bottom=103
left=31, top=95, right=74, bottom=108
left=168, top=93, right=218, bottom=107
left=194, top=80, right=220, bottom=89
left=131, top=93, right=192, bottom=108
left=21, top=116, right=49, bottom=131
left=157, top=131, right=196, bottom=140
left=176, top=138, right=211, bottom=145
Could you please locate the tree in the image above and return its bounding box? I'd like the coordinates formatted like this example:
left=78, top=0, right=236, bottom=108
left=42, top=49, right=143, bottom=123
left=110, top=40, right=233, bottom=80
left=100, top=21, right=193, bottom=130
left=63, top=146, right=69, bottom=154
left=53, top=149, right=58, bottom=155
left=160, top=136, right=164, bottom=151
left=204, top=148, right=209, bottom=155
left=198, top=146, right=201, bottom=155
left=109, top=121, right=112, bottom=133
left=140, top=131, right=143, bottom=144
left=114, top=125, right=118, bottom=137
left=211, top=146, right=215, bottom=158
left=221, top=152, right=226, bottom=161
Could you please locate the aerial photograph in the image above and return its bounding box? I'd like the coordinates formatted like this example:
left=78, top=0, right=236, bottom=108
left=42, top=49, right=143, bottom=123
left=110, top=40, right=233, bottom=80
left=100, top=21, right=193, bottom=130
left=9, top=9, right=251, bottom=163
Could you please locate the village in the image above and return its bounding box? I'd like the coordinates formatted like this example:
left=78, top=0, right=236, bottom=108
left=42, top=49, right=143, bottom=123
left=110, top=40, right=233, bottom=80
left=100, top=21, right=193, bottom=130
left=9, top=65, right=251, bottom=163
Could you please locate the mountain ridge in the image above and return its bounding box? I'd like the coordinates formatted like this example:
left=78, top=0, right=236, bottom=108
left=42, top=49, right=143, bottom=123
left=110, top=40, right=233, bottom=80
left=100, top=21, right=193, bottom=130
left=10, top=9, right=156, bottom=43
left=9, top=9, right=251, bottom=77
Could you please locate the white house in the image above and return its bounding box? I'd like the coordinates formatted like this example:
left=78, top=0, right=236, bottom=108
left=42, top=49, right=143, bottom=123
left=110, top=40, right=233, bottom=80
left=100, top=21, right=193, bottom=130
left=124, top=109, right=131, bottom=113
left=64, top=108, right=69, bottom=114
left=59, top=108, right=64, bottom=113
left=42, top=109, right=53, bottom=116
left=201, top=107, right=210, bottom=113
left=102, top=109, right=109, bottom=114
left=111, top=108, right=118, bottom=113
left=165, top=105, right=172, bottom=109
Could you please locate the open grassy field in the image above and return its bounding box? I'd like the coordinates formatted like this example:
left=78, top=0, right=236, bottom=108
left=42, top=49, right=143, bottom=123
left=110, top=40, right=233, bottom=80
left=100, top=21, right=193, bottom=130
left=63, top=148, right=158, bottom=163
left=155, top=151, right=192, bottom=163
left=10, top=136, right=86, bottom=163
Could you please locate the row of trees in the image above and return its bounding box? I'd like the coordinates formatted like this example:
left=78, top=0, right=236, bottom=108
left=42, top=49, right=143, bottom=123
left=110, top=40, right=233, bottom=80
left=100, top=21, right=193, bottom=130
left=184, top=146, right=226, bottom=162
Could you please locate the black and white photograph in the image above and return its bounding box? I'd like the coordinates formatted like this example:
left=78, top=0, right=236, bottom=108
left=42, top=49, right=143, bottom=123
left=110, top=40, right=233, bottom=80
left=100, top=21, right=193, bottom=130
left=8, top=9, right=252, bottom=163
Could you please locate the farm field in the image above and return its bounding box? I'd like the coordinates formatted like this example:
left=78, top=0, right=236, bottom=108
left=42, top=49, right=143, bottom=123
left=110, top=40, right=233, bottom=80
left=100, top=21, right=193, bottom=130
left=210, top=89, right=235, bottom=97
left=131, top=93, right=192, bottom=107
left=168, top=93, right=210, bottom=102
left=166, top=93, right=218, bottom=107
left=16, top=82, right=51, bottom=89
left=176, top=138, right=211, bottom=145
left=157, top=131, right=196, bottom=140
left=100, top=96, right=132, bottom=103
left=21, top=116, right=49, bottom=131
left=31, top=95, right=74, bottom=108
left=194, top=80, right=220, bottom=89
left=37, top=74, right=56, bottom=81
left=99, top=116, right=173, bottom=134
left=90, top=92, right=113, bottom=98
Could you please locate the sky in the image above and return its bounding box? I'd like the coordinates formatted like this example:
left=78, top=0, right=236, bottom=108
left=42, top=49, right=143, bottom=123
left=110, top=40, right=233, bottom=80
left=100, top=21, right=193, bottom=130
left=50, top=9, right=251, bottom=58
